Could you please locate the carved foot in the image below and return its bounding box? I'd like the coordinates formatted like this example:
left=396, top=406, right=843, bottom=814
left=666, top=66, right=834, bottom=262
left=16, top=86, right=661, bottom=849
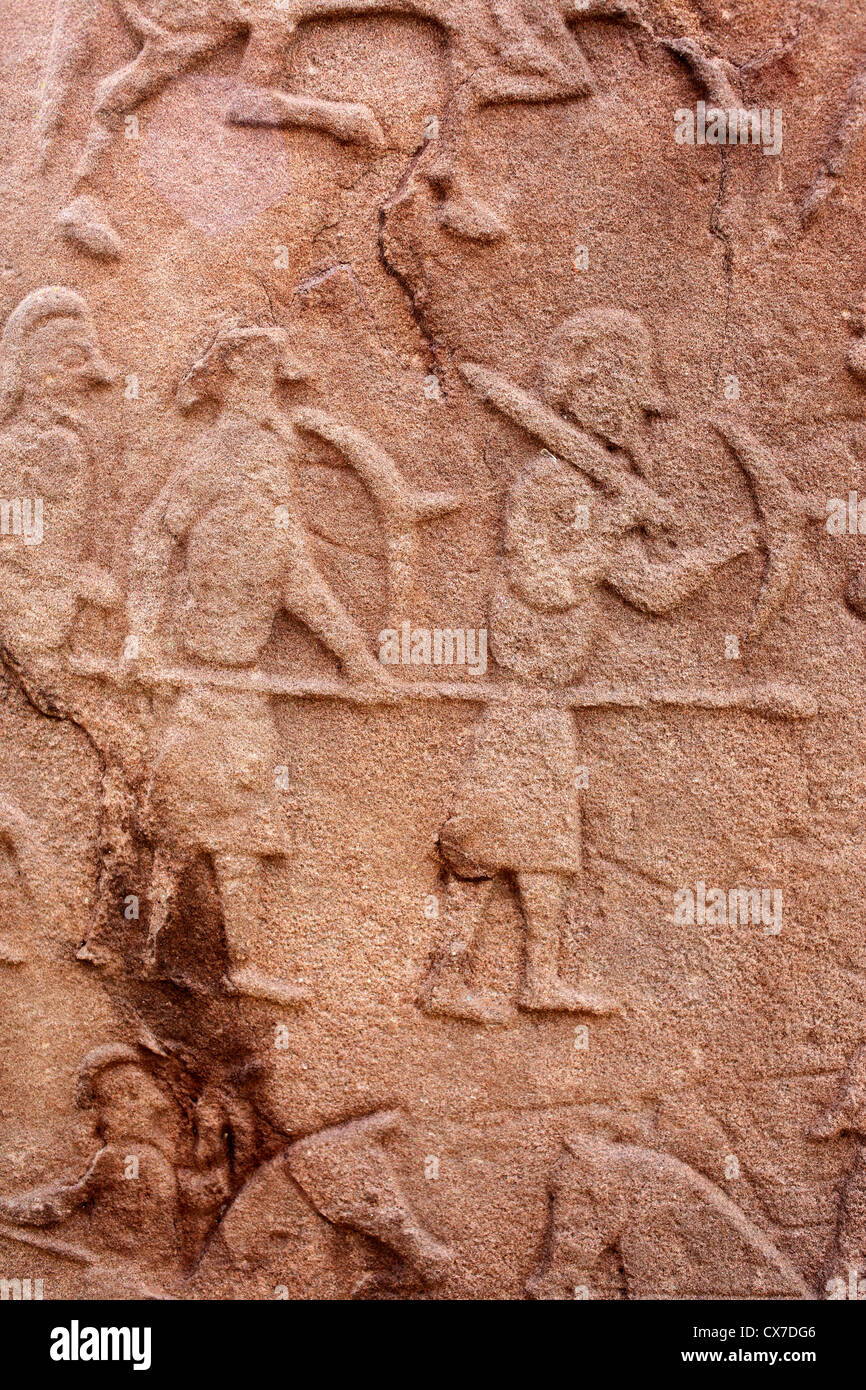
left=848, top=336, right=866, bottom=381
left=409, top=1230, right=453, bottom=1285
left=222, top=968, right=310, bottom=1008
left=343, top=655, right=400, bottom=701
left=417, top=977, right=510, bottom=1024
left=517, top=981, right=618, bottom=1015
left=226, top=88, right=385, bottom=150
left=76, top=938, right=110, bottom=968
left=438, top=196, right=507, bottom=243
left=56, top=196, right=122, bottom=259
left=525, top=1269, right=578, bottom=1300
left=351, top=1268, right=413, bottom=1299
left=0, top=936, right=25, bottom=966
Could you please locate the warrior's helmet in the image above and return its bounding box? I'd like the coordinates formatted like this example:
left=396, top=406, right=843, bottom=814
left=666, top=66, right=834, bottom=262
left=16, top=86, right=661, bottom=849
left=0, top=286, right=113, bottom=421
left=539, top=307, right=671, bottom=452
left=177, top=322, right=307, bottom=411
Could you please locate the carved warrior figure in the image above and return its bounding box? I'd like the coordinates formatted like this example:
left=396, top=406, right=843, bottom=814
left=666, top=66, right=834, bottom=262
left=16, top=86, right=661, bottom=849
left=419, top=310, right=759, bottom=1024
left=0, top=287, right=119, bottom=660
left=0, top=1047, right=451, bottom=1297
left=0, top=286, right=150, bottom=995
left=0, top=1045, right=242, bottom=1285
left=126, top=322, right=452, bottom=1004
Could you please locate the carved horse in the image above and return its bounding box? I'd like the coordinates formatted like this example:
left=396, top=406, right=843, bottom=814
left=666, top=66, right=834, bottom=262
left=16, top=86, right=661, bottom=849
left=39, top=0, right=612, bottom=253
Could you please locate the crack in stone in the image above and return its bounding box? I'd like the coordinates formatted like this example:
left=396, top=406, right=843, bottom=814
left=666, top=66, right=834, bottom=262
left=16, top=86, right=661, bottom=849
left=377, top=142, right=445, bottom=381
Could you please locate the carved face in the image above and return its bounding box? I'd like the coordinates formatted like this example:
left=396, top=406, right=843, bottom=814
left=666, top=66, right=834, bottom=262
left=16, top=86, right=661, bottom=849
left=556, top=330, right=666, bottom=450
left=94, top=1064, right=183, bottom=1152
left=21, top=315, right=114, bottom=405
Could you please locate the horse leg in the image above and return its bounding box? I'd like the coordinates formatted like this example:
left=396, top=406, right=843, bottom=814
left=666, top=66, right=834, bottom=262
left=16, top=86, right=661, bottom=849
left=58, top=28, right=227, bottom=256
left=80, top=29, right=230, bottom=181
left=226, top=12, right=385, bottom=149
left=429, top=58, right=594, bottom=241
left=425, top=75, right=508, bottom=241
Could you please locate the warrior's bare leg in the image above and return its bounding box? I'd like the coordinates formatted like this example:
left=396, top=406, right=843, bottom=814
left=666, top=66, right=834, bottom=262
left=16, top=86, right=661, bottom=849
left=78, top=763, right=138, bottom=967
left=417, top=875, right=507, bottom=1023
left=215, top=852, right=309, bottom=1007
left=517, top=871, right=615, bottom=1014
left=143, top=844, right=184, bottom=975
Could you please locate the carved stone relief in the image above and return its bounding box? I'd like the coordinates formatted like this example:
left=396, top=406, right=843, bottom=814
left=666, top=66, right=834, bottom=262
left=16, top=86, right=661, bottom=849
left=1, top=0, right=865, bottom=1304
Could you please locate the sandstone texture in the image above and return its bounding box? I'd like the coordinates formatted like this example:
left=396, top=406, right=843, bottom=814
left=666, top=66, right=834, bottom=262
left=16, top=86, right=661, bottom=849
left=0, top=0, right=865, bottom=1301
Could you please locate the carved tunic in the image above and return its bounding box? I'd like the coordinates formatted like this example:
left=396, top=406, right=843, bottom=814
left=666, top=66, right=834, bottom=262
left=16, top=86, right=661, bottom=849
left=440, top=454, right=597, bottom=874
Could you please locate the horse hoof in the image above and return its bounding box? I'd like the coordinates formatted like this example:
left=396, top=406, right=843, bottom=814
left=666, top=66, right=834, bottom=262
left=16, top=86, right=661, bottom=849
left=56, top=196, right=122, bottom=259
left=438, top=196, right=507, bottom=243
left=338, top=103, right=386, bottom=150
